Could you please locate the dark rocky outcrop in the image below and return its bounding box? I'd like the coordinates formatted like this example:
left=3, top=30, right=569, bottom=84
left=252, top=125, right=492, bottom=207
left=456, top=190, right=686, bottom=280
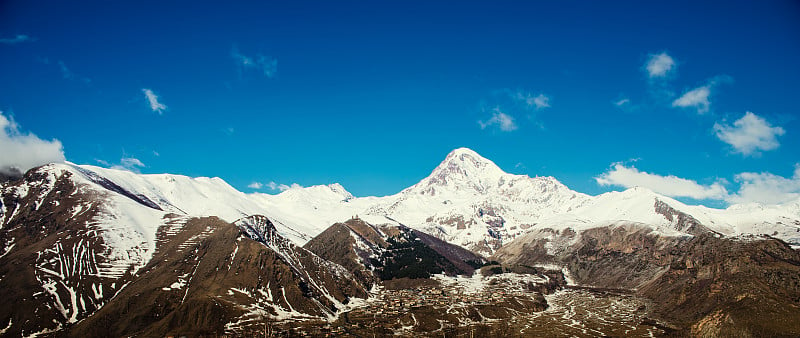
left=305, top=218, right=486, bottom=285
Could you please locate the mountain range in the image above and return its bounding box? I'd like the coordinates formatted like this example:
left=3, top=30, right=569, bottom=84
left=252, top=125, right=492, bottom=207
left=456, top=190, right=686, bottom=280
left=1, top=148, right=799, bottom=336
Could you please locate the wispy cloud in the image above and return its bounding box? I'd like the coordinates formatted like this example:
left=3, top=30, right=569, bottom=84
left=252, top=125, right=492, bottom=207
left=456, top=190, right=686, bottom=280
left=512, top=91, right=551, bottom=110
left=612, top=96, right=639, bottom=112
left=57, top=61, right=91, bottom=84
left=142, top=88, right=167, bottom=114
left=477, top=89, right=549, bottom=132
left=0, top=34, right=34, bottom=44
left=249, top=181, right=302, bottom=192
left=713, top=112, right=785, bottom=156
left=110, top=157, right=145, bottom=172
left=614, top=98, right=631, bottom=107
left=232, top=47, right=277, bottom=78
left=596, top=163, right=728, bottom=200
left=36, top=58, right=91, bottom=84
left=58, top=61, right=74, bottom=79
left=644, top=52, right=676, bottom=78
left=479, top=107, right=518, bottom=132
left=0, top=111, right=66, bottom=175
left=727, top=165, right=800, bottom=205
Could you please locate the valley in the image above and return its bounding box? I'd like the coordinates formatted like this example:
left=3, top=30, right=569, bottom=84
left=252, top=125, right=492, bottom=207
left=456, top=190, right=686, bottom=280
left=248, top=278, right=668, bottom=337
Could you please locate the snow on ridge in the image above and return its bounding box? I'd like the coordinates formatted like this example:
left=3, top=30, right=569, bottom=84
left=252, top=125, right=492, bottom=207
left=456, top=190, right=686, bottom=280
left=24, top=146, right=800, bottom=255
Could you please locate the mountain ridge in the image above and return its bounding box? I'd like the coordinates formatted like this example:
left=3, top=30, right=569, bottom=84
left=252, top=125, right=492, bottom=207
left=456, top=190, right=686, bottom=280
left=5, top=148, right=799, bottom=256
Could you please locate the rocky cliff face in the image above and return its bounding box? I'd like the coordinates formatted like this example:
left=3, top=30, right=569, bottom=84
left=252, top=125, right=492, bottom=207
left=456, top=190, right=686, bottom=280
left=638, top=234, right=800, bottom=337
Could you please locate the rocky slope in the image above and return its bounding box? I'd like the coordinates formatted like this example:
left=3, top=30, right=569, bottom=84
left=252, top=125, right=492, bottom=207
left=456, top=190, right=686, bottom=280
left=68, top=216, right=365, bottom=337
left=0, top=164, right=163, bottom=336
left=304, top=217, right=485, bottom=287
left=492, top=222, right=800, bottom=336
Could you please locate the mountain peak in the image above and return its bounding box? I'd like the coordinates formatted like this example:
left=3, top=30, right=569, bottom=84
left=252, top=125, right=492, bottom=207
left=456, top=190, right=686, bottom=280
left=412, top=148, right=507, bottom=194
left=439, top=148, right=503, bottom=172
left=447, top=147, right=482, bottom=157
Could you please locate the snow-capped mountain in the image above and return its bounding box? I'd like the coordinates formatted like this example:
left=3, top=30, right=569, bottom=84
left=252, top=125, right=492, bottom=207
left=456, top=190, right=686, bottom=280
left=361, top=148, right=593, bottom=254
left=354, top=148, right=800, bottom=254
left=5, top=147, right=796, bottom=259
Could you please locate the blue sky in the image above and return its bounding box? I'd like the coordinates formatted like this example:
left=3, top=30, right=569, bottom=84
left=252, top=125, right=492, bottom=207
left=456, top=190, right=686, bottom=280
left=1, top=0, right=799, bottom=206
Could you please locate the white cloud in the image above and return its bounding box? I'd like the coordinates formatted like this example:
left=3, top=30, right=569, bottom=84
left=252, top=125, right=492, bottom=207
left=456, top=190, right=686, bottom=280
left=532, top=94, right=550, bottom=110
left=645, top=52, right=676, bottom=78
left=142, top=88, right=167, bottom=114
left=267, top=181, right=301, bottom=192
left=597, top=161, right=800, bottom=205
left=671, top=76, right=731, bottom=114
left=713, top=112, right=785, bottom=156
left=111, top=157, right=145, bottom=172
left=595, top=163, right=728, bottom=200
left=479, top=107, right=518, bottom=132
left=512, top=91, right=550, bottom=110
left=232, top=48, right=277, bottom=78
left=727, top=165, right=800, bottom=205
left=672, top=85, right=711, bottom=114
left=0, top=34, right=33, bottom=44
left=0, top=111, right=66, bottom=175
left=248, top=182, right=263, bottom=189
